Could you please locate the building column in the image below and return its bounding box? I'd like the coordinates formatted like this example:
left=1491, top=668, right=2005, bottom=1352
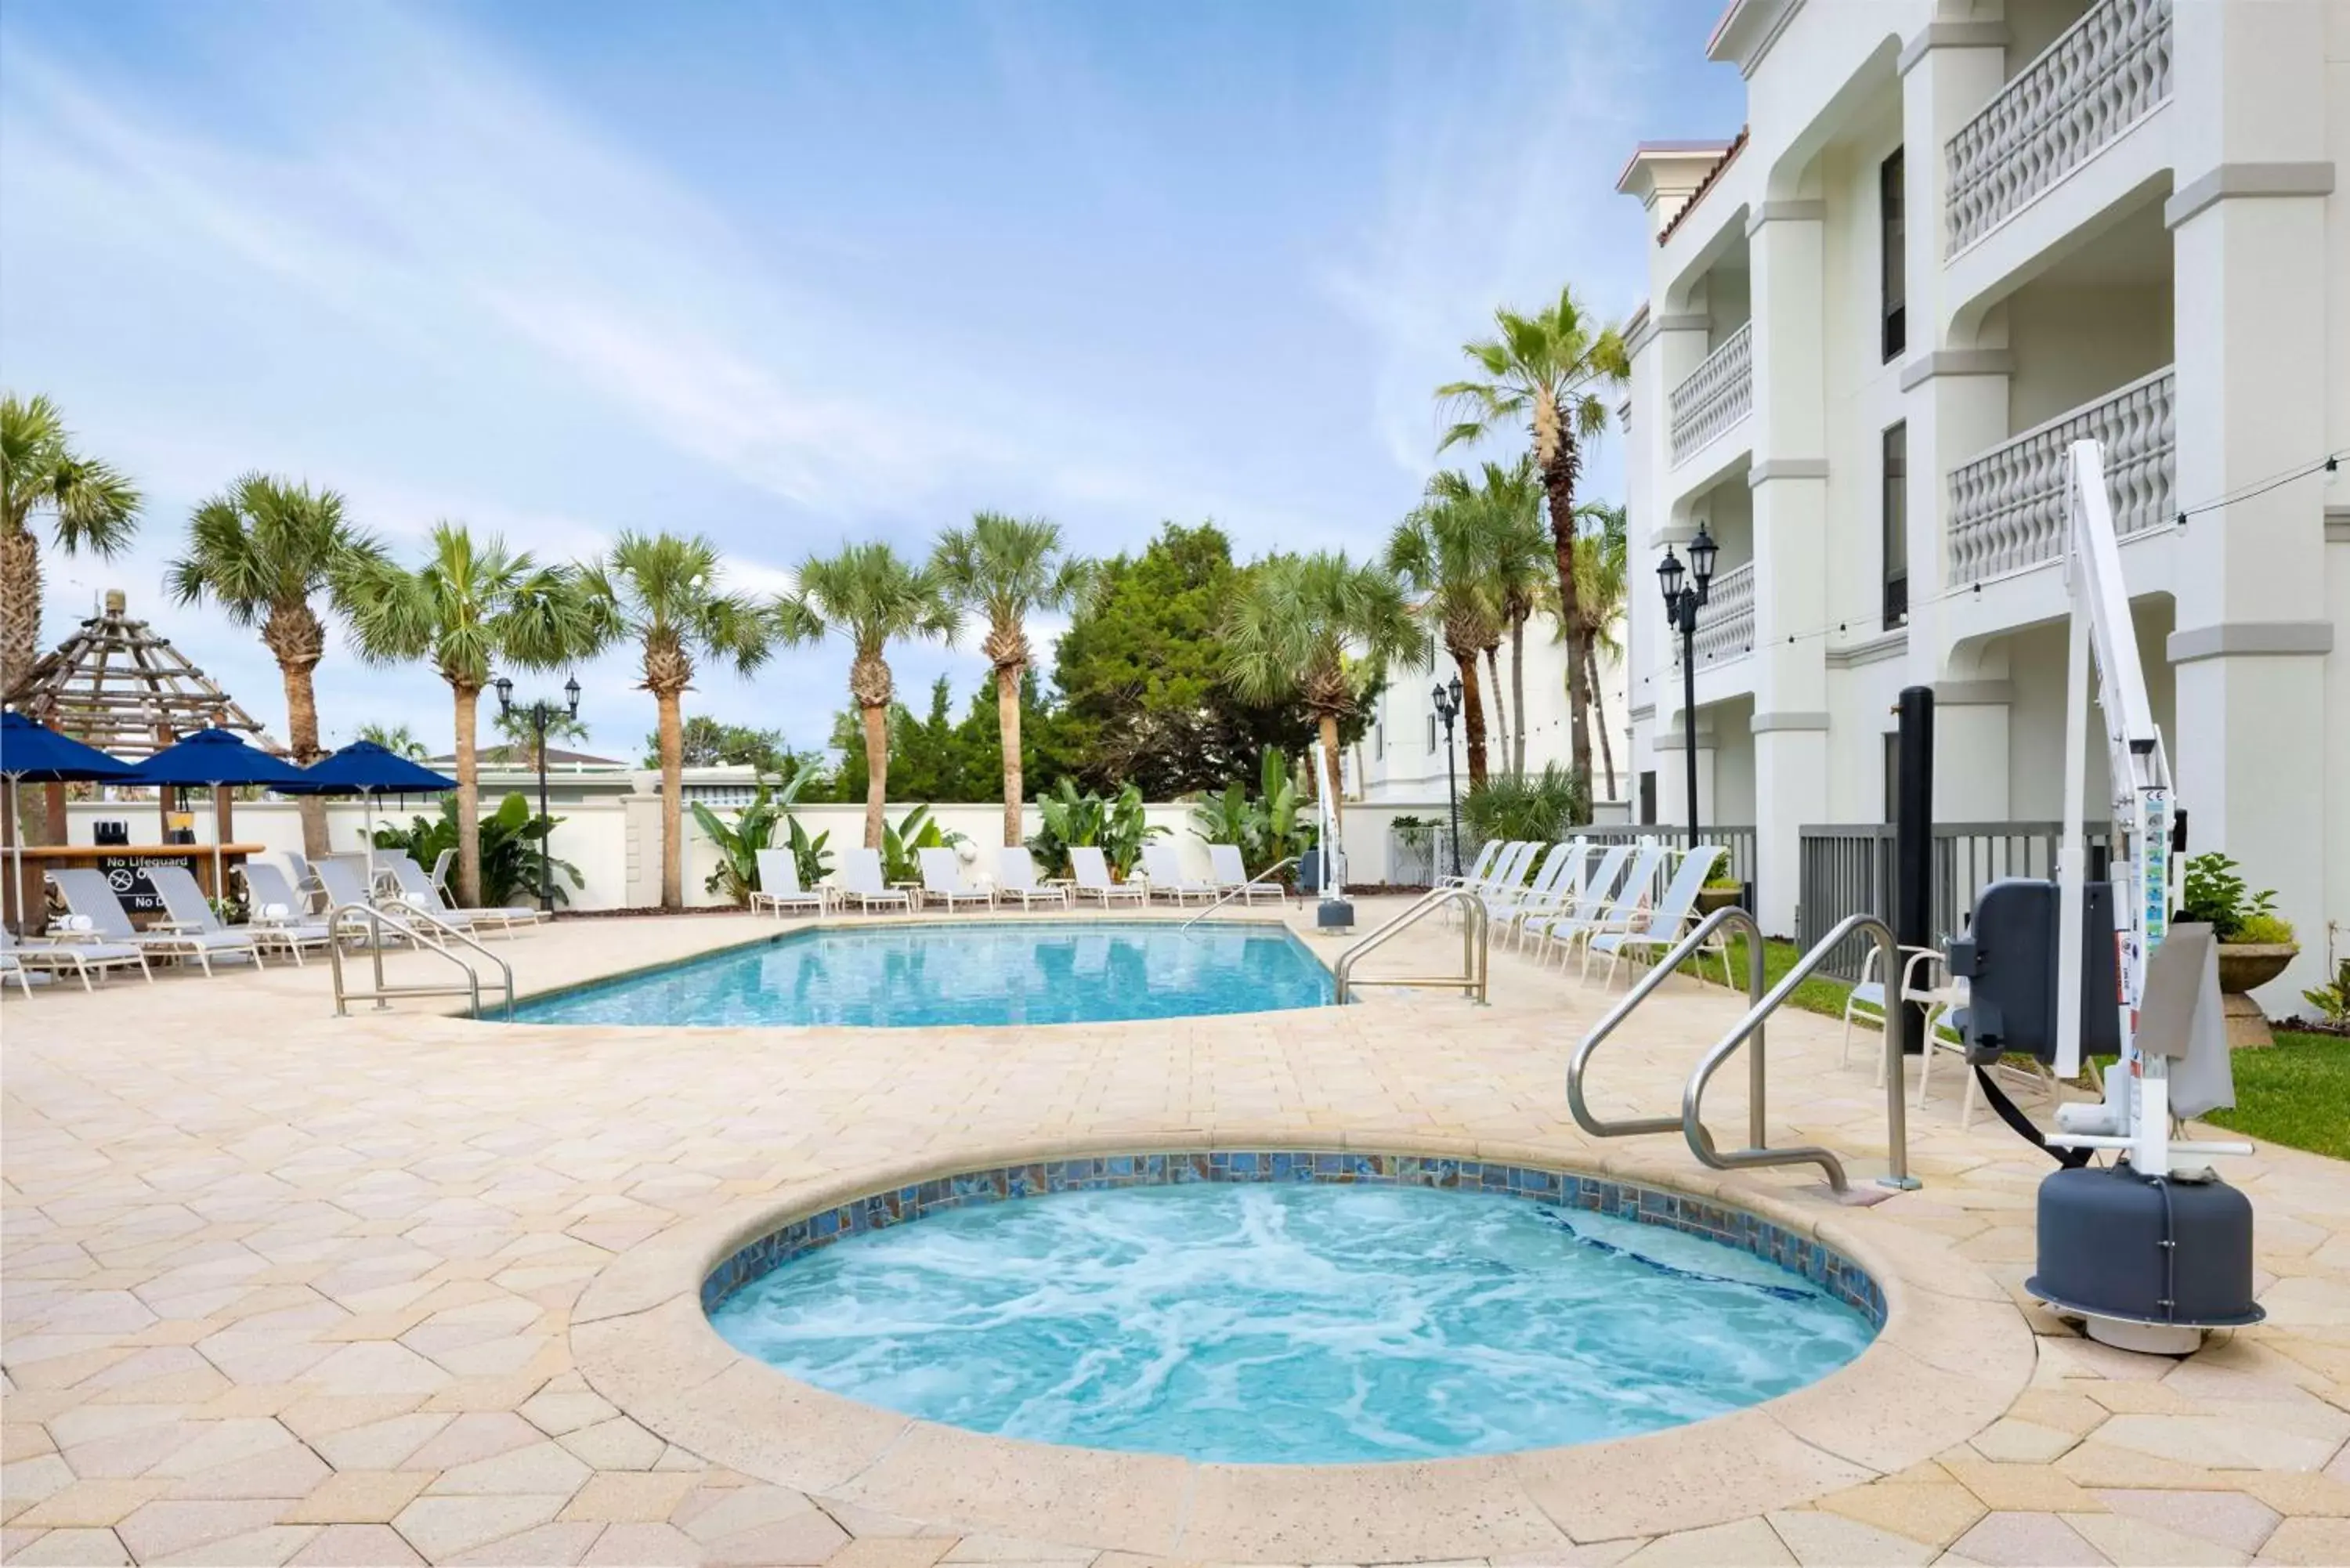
left=1652, top=718, right=1716, bottom=831
left=1746, top=201, right=1828, bottom=936
left=2167, top=0, right=2337, bottom=1004
left=1928, top=680, right=2012, bottom=822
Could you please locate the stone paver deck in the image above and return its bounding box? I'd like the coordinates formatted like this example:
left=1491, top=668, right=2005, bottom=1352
left=3, top=903, right=2345, bottom=1566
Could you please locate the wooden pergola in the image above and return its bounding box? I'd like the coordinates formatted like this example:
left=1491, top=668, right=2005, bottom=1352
left=5, top=589, right=278, bottom=758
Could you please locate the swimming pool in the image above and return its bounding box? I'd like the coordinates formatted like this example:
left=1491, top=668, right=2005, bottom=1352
left=508, top=920, right=1335, bottom=1028
left=704, top=1156, right=1879, bottom=1464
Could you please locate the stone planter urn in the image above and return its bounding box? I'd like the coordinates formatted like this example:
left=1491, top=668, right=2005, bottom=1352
left=1694, top=886, right=1742, bottom=917
left=2216, top=942, right=2298, bottom=1049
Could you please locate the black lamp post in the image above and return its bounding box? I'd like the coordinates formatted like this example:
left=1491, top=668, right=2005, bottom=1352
left=495, top=674, right=583, bottom=913
left=1658, top=524, right=1717, bottom=853
left=1431, top=674, right=1465, bottom=877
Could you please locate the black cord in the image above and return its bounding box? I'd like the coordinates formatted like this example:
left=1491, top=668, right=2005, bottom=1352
left=2175, top=452, right=2344, bottom=524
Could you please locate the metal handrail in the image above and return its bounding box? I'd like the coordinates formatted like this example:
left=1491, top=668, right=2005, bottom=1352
left=1680, top=913, right=1914, bottom=1194
left=1569, top=905, right=1767, bottom=1138
left=327, top=901, right=515, bottom=1021
left=1332, top=885, right=1489, bottom=1003
left=1180, top=856, right=1300, bottom=931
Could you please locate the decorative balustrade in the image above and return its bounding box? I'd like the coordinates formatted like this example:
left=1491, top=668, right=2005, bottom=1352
left=1683, top=560, right=1755, bottom=668
left=1668, top=322, right=1753, bottom=465
left=1947, top=367, right=2174, bottom=585
left=1945, top=0, right=2171, bottom=255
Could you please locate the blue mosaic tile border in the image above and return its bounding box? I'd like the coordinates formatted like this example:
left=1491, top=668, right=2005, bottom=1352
left=700, top=1151, right=1886, bottom=1328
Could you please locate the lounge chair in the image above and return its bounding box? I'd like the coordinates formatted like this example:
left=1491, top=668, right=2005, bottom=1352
left=1206, top=844, right=1283, bottom=905
left=428, top=847, right=457, bottom=898
left=995, top=847, right=1071, bottom=910
left=144, top=864, right=284, bottom=973
left=48, top=867, right=257, bottom=977
left=834, top=848, right=913, bottom=913
left=917, top=847, right=995, bottom=912
left=1548, top=844, right=1670, bottom=979
left=750, top=849, right=826, bottom=916
left=385, top=854, right=540, bottom=934
left=282, top=851, right=324, bottom=912
left=1438, top=840, right=1504, bottom=890
left=1527, top=844, right=1635, bottom=965
left=311, top=858, right=429, bottom=946
left=1482, top=841, right=1577, bottom=926
left=237, top=862, right=343, bottom=963
left=1140, top=844, right=1216, bottom=905
left=2, top=928, right=150, bottom=991
left=1588, top=847, right=1728, bottom=989
left=1499, top=841, right=1592, bottom=948
left=1069, top=847, right=1147, bottom=906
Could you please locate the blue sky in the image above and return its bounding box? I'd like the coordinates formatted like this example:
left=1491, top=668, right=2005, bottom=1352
left=1, top=0, right=1742, bottom=761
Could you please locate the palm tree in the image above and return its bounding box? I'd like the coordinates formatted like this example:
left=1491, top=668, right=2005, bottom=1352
left=1386, top=483, right=1504, bottom=789
left=1222, top=551, right=1416, bottom=824
left=1, top=393, right=142, bottom=699
left=775, top=543, right=958, bottom=851
left=932, top=512, right=1089, bottom=847
left=581, top=533, right=772, bottom=911
left=1436, top=284, right=1629, bottom=797
left=166, top=475, right=388, bottom=857
left=337, top=523, right=606, bottom=907
left=356, top=722, right=429, bottom=761
left=1573, top=500, right=1630, bottom=803
left=1424, top=459, right=1547, bottom=775
left=490, top=699, right=591, bottom=771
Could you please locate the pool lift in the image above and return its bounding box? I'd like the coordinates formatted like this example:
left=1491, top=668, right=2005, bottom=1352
left=1944, top=439, right=2261, bottom=1355
left=1311, top=745, right=1354, bottom=933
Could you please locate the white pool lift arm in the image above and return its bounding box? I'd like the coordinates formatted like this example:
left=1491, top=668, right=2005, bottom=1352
left=2047, top=439, right=2251, bottom=1176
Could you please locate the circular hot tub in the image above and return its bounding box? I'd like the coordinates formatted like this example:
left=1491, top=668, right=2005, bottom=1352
left=699, top=1151, right=1882, bottom=1465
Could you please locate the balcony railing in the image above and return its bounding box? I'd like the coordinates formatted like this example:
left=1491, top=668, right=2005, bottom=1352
left=1668, top=322, right=1753, bottom=465
left=1947, top=367, right=2174, bottom=585
left=1944, top=0, right=2171, bottom=255
left=1679, top=559, right=1755, bottom=668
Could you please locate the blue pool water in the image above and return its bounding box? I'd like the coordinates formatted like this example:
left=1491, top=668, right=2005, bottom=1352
left=709, top=1183, right=1875, bottom=1463
left=509, top=921, right=1334, bottom=1028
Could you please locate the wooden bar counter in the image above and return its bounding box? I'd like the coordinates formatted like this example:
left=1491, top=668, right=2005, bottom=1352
left=5, top=843, right=267, bottom=933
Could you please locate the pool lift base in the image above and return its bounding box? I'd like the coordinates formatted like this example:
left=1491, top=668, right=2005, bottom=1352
left=1315, top=898, right=1354, bottom=934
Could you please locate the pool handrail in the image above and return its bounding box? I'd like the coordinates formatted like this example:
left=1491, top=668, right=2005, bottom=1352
left=1332, top=885, right=1488, bottom=1004
left=327, top=901, right=514, bottom=1021
left=1179, top=855, right=1300, bottom=931
left=1569, top=905, right=1768, bottom=1140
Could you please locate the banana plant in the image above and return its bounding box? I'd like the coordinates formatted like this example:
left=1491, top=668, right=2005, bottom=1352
left=1029, top=778, right=1162, bottom=878
left=880, top=802, right=967, bottom=885
left=1185, top=748, right=1318, bottom=876
left=689, top=771, right=826, bottom=905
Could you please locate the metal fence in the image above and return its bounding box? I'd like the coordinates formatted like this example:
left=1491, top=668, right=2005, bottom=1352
left=1385, top=822, right=1462, bottom=887
left=1797, top=821, right=2110, bottom=981
left=1582, top=823, right=1758, bottom=903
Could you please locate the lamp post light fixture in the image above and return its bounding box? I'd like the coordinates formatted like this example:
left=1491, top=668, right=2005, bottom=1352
left=494, top=674, right=583, bottom=914
left=1431, top=674, right=1465, bottom=879
left=1658, top=523, right=1717, bottom=853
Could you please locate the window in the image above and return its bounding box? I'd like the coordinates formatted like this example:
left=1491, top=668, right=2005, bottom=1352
left=1372, top=720, right=1383, bottom=761
left=1882, top=422, right=1909, bottom=629
left=1426, top=714, right=1438, bottom=754
left=1883, top=733, right=1902, bottom=824
left=1639, top=771, right=1657, bottom=826
left=1880, top=148, right=1906, bottom=362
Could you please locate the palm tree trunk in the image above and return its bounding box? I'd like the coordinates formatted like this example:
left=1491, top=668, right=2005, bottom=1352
left=861, top=703, right=889, bottom=849
left=1316, top=713, right=1345, bottom=830
left=1483, top=644, right=1508, bottom=774
left=1585, top=638, right=1616, bottom=804
left=0, top=525, right=39, bottom=707
left=1509, top=614, right=1528, bottom=774
left=1452, top=647, right=1489, bottom=789
left=453, top=683, right=480, bottom=907
left=996, top=661, right=1023, bottom=847
left=1538, top=417, right=1593, bottom=798
left=657, top=688, right=685, bottom=910
left=277, top=659, right=329, bottom=860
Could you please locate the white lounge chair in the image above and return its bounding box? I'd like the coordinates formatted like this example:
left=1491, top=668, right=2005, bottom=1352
left=1482, top=842, right=1576, bottom=927
left=995, top=847, right=1071, bottom=910
left=428, top=847, right=457, bottom=898
left=1069, top=847, right=1147, bottom=906
left=2, top=929, right=150, bottom=991
left=235, top=862, right=338, bottom=964
left=1528, top=844, right=1636, bottom=966
left=1438, top=840, right=1504, bottom=890
left=1553, top=844, right=1672, bottom=979
left=1500, top=842, right=1593, bottom=948
left=385, top=854, right=540, bottom=934
left=1588, top=847, right=1729, bottom=989
left=750, top=849, right=826, bottom=916
left=281, top=851, right=325, bottom=912
left=48, top=867, right=257, bottom=977
left=145, top=864, right=282, bottom=974
left=1206, top=844, right=1283, bottom=905
left=835, top=848, right=913, bottom=913
left=917, top=847, right=994, bottom=912
left=1140, top=844, right=1216, bottom=905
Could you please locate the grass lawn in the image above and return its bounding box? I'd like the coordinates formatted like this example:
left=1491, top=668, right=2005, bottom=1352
left=1672, top=938, right=2350, bottom=1162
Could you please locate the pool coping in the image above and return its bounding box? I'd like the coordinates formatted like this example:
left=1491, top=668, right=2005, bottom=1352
left=497, top=912, right=1335, bottom=1024
left=573, top=1131, right=2034, bottom=1561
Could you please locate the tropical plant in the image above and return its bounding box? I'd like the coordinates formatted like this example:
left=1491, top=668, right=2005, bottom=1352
left=167, top=474, right=389, bottom=857
left=2179, top=852, right=2283, bottom=943
left=779, top=800, right=835, bottom=893
left=1437, top=284, right=1629, bottom=797
left=1461, top=764, right=1586, bottom=848
left=689, top=772, right=822, bottom=905
left=879, top=802, right=967, bottom=886
left=490, top=699, right=591, bottom=771
left=2301, top=959, right=2350, bottom=1028
left=650, top=716, right=796, bottom=775
left=0, top=393, right=143, bottom=699
left=1428, top=459, right=1549, bottom=774
left=933, top=512, right=1090, bottom=848
left=1029, top=778, right=1163, bottom=877
left=1222, top=551, right=1417, bottom=826
left=1188, top=747, right=1318, bottom=877
left=1571, top=499, right=1629, bottom=801
left=580, top=532, right=770, bottom=911
left=776, top=543, right=960, bottom=851
left=356, top=722, right=429, bottom=761
left=1387, top=483, right=1506, bottom=788
left=371, top=792, right=581, bottom=909
left=335, top=522, right=606, bottom=906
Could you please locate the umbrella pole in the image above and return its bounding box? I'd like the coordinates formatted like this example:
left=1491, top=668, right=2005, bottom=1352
left=6, top=777, right=20, bottom=937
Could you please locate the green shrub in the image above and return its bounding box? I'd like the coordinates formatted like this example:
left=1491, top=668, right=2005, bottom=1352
left=374, top=793, right=580, bottom=909
left=880, top=804, right=967, bottom=885
left=2301, top=959, right=2350, bottom=1028
left=2179, top=852, right=2278, bottom=942
left=1185, top=747, right=1318, bottom=877
left=1028, top=779, right=1164, bottom=878
left=2232, top=912, right=2297, bottom=946
left=1461, top=764, right=1585, bottom=851
left=689, top=772, right=827, bottom=905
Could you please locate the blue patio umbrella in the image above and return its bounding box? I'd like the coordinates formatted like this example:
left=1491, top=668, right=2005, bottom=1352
left=2, top=711, right=137, bottom=933
left=123, top=728, right=311, bottom=900
left=278, top=742, right=458, bottom=887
